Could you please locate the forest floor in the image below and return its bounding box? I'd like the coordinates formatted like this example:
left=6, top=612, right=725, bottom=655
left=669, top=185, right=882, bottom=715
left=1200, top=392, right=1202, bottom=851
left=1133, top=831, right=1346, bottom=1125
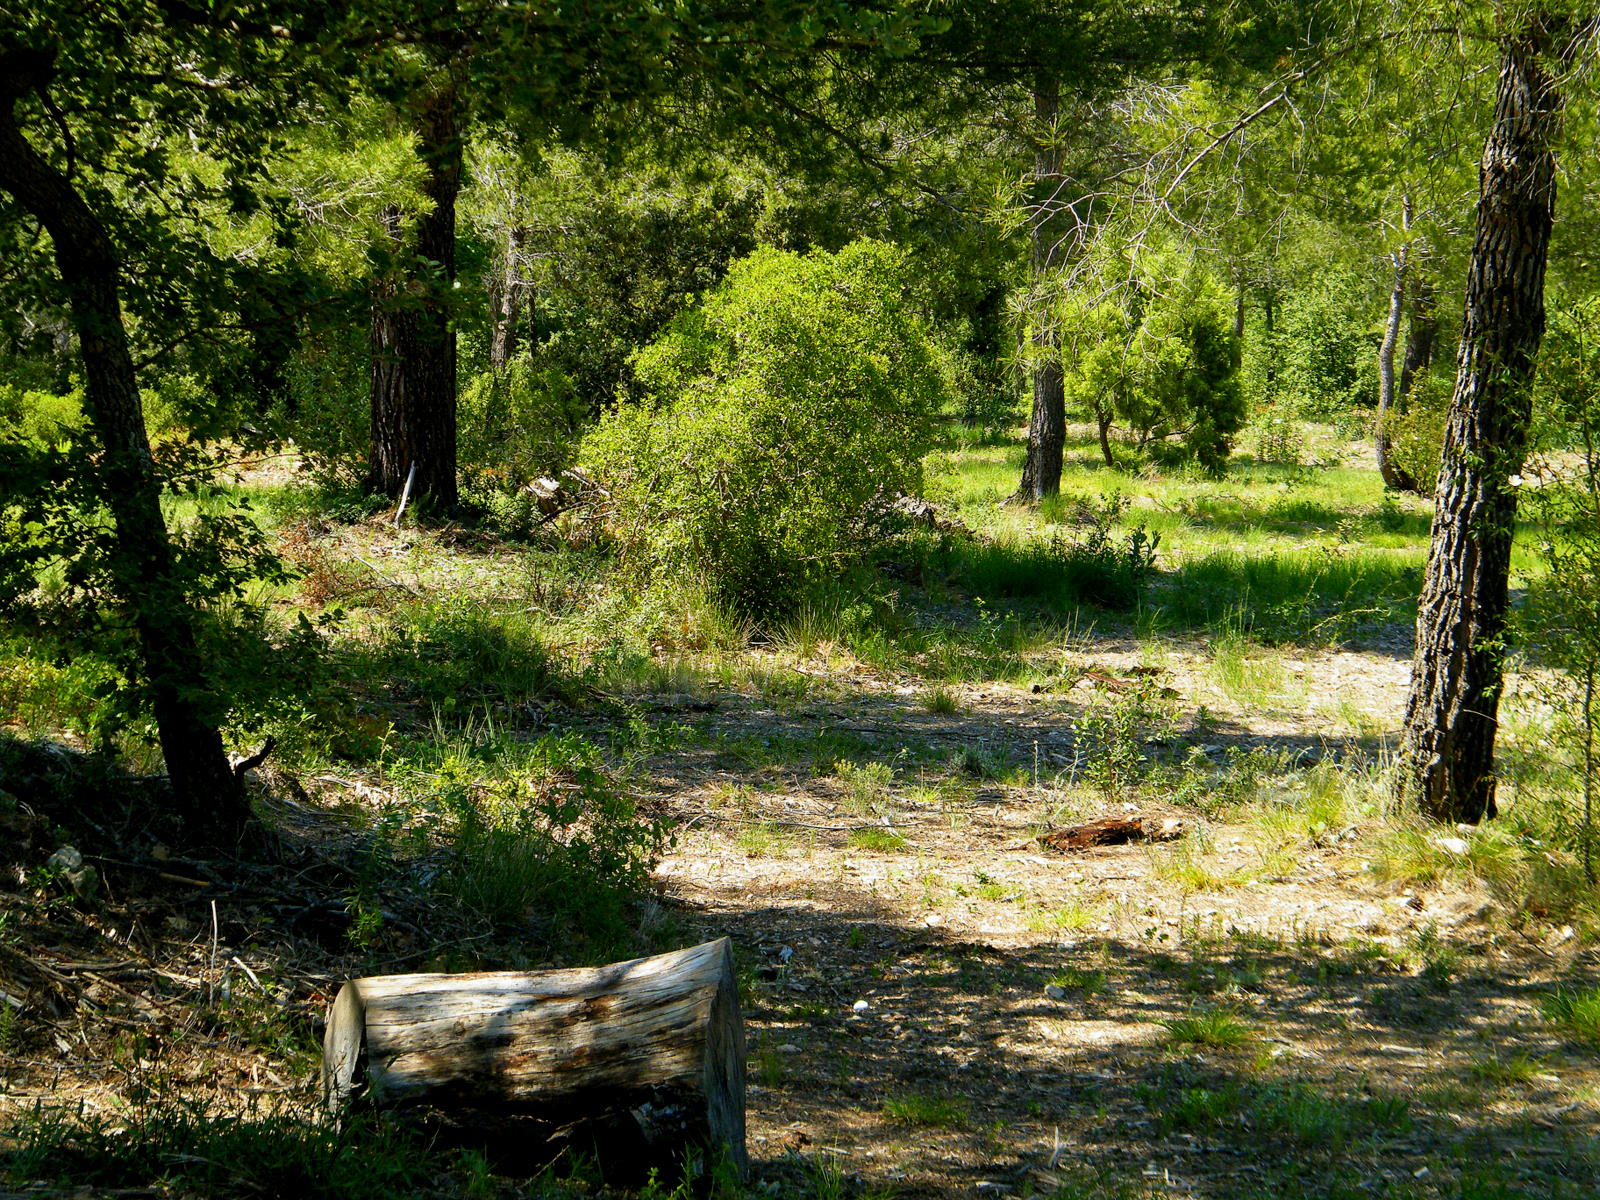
left=3, top=431, right=1600, bottom=1198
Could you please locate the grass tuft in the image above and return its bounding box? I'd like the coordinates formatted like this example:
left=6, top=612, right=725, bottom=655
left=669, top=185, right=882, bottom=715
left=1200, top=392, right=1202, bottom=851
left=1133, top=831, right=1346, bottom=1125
left=1160, top=1006, right=1255, bottom=1048
left=1540, top=985, right=1600, bottom=1044
left=848, top=826, right=908, bottom=852
left=881, top=1091, right=969, bottom=1128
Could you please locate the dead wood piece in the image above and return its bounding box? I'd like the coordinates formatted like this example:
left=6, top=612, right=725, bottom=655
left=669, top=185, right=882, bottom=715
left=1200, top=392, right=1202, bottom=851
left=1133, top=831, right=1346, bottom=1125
left=322, top=937, right=746, bottom=1178
left=886, top=492, right=967, bottom=535
left=525, top=466, right=603, bottom=519
left=1037, top=816, right=1184, bottom=852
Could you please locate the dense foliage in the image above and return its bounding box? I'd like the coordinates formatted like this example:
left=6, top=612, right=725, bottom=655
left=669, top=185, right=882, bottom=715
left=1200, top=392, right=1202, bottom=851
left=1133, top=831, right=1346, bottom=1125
left=582, top=240, right=950, bottom=614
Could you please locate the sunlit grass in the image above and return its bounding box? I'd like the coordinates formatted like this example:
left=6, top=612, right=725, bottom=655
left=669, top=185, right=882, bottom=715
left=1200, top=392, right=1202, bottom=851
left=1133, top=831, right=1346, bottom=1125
left=1160, top=1005, right=1255, bottom=1048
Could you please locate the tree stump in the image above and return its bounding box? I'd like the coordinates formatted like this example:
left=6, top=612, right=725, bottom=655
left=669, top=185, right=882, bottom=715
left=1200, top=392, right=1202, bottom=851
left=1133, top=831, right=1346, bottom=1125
left=322, top=937, right=747, bottom=1179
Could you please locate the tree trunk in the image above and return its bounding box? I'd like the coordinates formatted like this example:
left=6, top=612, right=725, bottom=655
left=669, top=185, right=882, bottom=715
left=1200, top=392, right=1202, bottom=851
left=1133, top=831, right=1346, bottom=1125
left=368, top=70, right=462, bottom=509
left=1400, top=275, right=1438, bottom=402
left=0, top=51, right=244, bottom=840
left=1096, top=404, right=1115, bottom=468
left=488, top=224, right=528, bottom=372
left=1376, top=211, right=1421, bottom=493
left=1232, top=273, right=1246, bottom=366
left=1016, top=72, right=1066, bottom=501
left=1395, top=19, right=1565, bottom=824
left=1262, top=293, right=1276, bottom=394
left=323, top=938, right=746, bottom=1181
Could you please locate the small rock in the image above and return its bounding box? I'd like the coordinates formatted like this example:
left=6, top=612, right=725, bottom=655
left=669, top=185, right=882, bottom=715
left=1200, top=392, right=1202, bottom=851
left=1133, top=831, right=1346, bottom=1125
left=853, top=999, right=870, bottom=1012
left=1432, top=836, right=1470, bottom=856
left=1044, top=984, right=1068, bottom=1001
left=45, top=845, right=84, bottom=873
left=924, top=913, right=944, bottom=927
left=778, top=1043, right=802, bottom=1054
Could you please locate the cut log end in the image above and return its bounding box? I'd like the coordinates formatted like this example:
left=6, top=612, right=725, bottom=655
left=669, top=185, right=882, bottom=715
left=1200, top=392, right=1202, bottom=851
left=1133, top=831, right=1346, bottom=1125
left=321, top=937, right=746, bottom=1179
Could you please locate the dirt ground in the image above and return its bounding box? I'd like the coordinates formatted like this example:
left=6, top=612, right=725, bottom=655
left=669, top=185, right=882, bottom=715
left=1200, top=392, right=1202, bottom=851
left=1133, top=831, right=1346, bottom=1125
left=3, top=628, right=1598, bottom=1198
left=639, top=642, right=1600, bottom=1198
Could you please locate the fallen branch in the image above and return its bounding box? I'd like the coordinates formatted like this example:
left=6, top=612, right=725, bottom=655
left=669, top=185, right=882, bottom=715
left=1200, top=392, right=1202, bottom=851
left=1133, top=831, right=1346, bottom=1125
left=1034, top=816, right=1184, bottom=852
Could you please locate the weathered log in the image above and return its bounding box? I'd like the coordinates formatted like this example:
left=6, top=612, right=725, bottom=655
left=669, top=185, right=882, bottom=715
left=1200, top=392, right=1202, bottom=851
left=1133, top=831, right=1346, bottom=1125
left=1037, top=816, right=1184, bottom=852
left=322, top=937, right=746, bottom=1178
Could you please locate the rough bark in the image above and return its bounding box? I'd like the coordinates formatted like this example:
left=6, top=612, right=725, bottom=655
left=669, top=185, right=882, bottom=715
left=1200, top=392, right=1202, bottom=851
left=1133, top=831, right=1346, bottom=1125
left=0, top=50, right=244, bottom=839
left=1376, top=213, right=1421, bottom=493
left=368, top=70, right=462, bottom=508
left=1015, top=72, right=1066, bottom=501
left=1395, top=20, right=1565, bottom=824
left=323, top=938, right=746, bottom=1180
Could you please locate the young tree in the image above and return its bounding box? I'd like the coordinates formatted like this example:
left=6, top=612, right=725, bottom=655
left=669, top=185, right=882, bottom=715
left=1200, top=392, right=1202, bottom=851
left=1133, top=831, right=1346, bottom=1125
left=0, top=46, right=241, bottom=834
left=1375, top=197, right=1423, bottom=492
left=1394, top=12, right=1576, bottom=824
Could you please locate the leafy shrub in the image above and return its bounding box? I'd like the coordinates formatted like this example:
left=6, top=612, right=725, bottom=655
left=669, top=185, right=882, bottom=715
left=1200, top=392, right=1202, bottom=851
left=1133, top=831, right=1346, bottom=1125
left=1266, top=265, right=1377, bottom=418
left=581, top=239, right=951, bottom=617
left=1387, top=367, right=1451, bottom=495
left=1251, top=412, right=1305, bottom=465
left=458, top=356, right=587, bottom=495
left=1053, top=243, right=1245, bottom=471
left=401, top=730, right=668, bottom=954
left=0, top=383, right=84, bottom=446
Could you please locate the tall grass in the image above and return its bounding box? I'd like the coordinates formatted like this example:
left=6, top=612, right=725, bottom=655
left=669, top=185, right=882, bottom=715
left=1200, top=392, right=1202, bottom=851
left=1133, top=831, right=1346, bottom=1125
left=1160, top=547, right=1423, bottom=642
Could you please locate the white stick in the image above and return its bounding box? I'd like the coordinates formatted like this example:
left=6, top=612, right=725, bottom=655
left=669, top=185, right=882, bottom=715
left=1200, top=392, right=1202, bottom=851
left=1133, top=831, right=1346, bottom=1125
left=394, top=460, right=417, bottom=528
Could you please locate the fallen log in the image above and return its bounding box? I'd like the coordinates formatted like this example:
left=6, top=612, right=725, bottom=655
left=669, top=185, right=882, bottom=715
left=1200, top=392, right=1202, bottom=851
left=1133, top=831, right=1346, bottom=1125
left=1037, top=816, right=1184, bottom=852
left=322, top=937, right=746, bottom=1178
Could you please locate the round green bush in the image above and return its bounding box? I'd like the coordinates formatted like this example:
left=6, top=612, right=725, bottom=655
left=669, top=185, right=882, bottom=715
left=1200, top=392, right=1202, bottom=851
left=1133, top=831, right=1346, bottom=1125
left=581, top=239, right=951, bottom=616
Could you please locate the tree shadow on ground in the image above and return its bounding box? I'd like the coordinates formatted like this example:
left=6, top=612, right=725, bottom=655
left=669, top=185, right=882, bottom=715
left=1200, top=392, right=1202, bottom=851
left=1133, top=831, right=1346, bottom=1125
left=678, top=886, right=1600, bottom=1199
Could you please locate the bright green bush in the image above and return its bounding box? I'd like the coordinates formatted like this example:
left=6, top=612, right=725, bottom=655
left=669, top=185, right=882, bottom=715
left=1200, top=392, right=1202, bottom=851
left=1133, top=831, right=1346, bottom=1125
left=581, top=239, right=951, bottom=616
left=1387, top=367, right=1450, bottom=495
left=0, top=383, right=85, bottom=446
left=1054, top=247, right=1245, bottom=471
left=458, top=356, right=586, bottom=494
left=1267, top=265, right=1377, bottom=418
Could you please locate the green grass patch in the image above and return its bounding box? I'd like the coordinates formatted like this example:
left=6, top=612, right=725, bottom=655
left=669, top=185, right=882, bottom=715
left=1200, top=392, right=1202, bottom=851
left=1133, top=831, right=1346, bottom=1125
left=1160, top=1006, right=1255, bottom=1048
left=1142, top=1075, right=1412, bottom=1147
left=848, top=827, right=908, bottom=852
left=1, top=1103, right=438, bottom=1199
left=1540, top=985, right=1600, bottom=1044
left=1046, top=966, right=1109, bottom=994
left=881, top=1091, right=969, bottom=1128
left=1465, top=1051, right=1546, bottom=1085
left=1158, top=547, right=1423, bottom=642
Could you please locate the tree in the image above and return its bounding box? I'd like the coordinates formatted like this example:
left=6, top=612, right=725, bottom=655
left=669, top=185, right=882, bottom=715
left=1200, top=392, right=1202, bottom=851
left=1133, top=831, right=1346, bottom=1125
left=1056, top=240, right=1244, bottom=470
left=367, top=63, right=465, bottom=507
left=1015, top=71, right=1070, bottom=500
left=581, top=240, right=950, bottom=615
left=1394, top=12, right=1573, bottom=824
left=359, top=1, right=944, bottom=509
left=0, top=3, right=336, bottom=838
left=1375, top=196, right=1423, bottom=492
